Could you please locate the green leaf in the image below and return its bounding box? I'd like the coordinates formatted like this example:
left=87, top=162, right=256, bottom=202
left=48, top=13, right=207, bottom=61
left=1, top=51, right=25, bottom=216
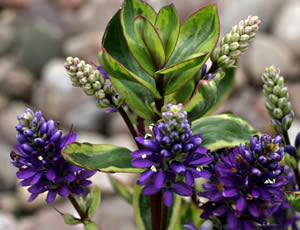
left=84, top=221, right=99, bottom=230
left=101, top=10, right=160, bottom=99
left=167, top=195, right=182, bottom=230
left=204, top=68, right=235, bottom=116
left=192, top=113, right=259, bottom=150
left=185, top=79, right=217, bottom=121
left=163, top=4, right=220, bottom=94
left=155, top=4, right=180, bottom=60
left=168, top=81, right=195, bottom=105
left=156, top=53, right=207, bottom=75
left=87, top=186, right=101, bottom=219
left=175, top=203, right=204, bottom=230
left=134, top=16, right=166, bottom=69
left=286, top=192, right=300, bottom=212
left=134, top=185, right=151, bottom=230
left=63, top=143, right=143, bottom=173
left=133, top=185, right=182, bottom=230
left=121, top=0, right=157, bottom=75
left=63, top=214, right=81, bottom=226
left=99, top=50, right=155, bottom=120
left=108, top=175, right=134, bottom=204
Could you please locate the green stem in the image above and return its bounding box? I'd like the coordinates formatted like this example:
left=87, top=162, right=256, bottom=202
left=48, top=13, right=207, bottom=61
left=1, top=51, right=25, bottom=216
left=151, top=74, right=168, bottom=230
left=191, top=188, right=199, bottom=206
left=151, top=192, right=162, bottom=230
left=137, top=117, right=145, bottom=136
left=68, top=194, right=87, bottom=221
left=117, top=107, right=142, bottom=148
left=160, top=202, right=169, bottom=230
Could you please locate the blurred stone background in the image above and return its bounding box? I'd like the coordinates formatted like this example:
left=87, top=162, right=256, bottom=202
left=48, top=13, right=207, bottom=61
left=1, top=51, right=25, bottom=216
left=0, top=0, right=299, bottom=229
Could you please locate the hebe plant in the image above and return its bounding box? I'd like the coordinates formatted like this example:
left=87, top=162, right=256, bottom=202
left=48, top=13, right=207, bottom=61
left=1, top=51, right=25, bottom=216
left=9, top=0, right=300, bottom=229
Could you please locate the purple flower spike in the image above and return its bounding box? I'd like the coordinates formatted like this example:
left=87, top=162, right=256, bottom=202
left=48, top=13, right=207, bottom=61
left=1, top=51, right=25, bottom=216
left=10, top=109, right=95, bottom=204
left=200, top=134, right=288, bottom=229
left=131, top=104, right=213, bottom=206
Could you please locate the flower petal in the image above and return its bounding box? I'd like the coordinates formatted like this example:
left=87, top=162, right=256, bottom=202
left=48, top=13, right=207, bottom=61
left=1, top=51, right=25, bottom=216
left=131, top=150, right=153, bottom=158
left=189, top=156, right=214, bottom=166
left=142, top=182, right=160, bottom=195
left=132, top=159, right=154, bottom=168
left=28, top=193, right=39, bottom=202
left=138, top=169, right=155, bottom=184
left=17, top=169, right=36, bottom=179
left=185, top=171, right=194, bottom=186
left=30, top=172, right=43, bottom=185
left=163, top=189, right=174, bottom=207
left=248, top=203, right=260, bottom=217
left=59, top=184, right=70, bottom=197
left=173, top=182, right=192, bottom=196
left=223, top=188, right=239, bottom=198
left=136, top=137, right=160, bottom=152
left=45, top=168, right=56, bottom=181
left=236, top=196, right=247, bottom=212
left=154, top=171, right=165, bottom=189
left=46, top=190, right=57, bottom=203
left=227, top=212, right=238, bottom=229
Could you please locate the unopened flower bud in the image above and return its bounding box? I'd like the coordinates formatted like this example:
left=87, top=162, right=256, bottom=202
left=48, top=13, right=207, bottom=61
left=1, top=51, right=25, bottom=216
left=262, top=66, right=294, bottom=132
left=211, top=16, right=260, bottom=68
left=271, top=119, right=282, bottom=133
left=64, top=57, right=124, bottom=111
left=97, top=98, right=111, bottom=108
left=282, top=112, right=294, bottom=131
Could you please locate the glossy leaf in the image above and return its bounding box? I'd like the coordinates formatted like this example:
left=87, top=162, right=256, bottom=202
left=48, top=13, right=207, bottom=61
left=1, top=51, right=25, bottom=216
left=156, top=53, right=207, bottom=75
left=185, top=79, right=217, bottom=122
left=204, top=68, right=235, bottom=116
left=121, top=0, right=157, bottom=75
left=155, top=4, right=180, bottom=60
left=163, top=4, right=220, bottom=94
left=133, top=185, right=182, bottom=230
left=192, top=113, right=259, bottom=150
left=286, top=192, right=300, bottom=212
left=101, top=10, right=160, bottom=97
left=99, top=50, right=155, bottom=120
left=87, top=186, right=101, bottom=219
left=63, top=214, right=81, bottom=226
left=84, top=222, right=99, bottom=230
left=108, top=175, right=134, bottom=204
left=175, top=203, right=204, bottom=230
left=168, top=81, right=195, bottom=105
left=63, top=143, right=143, bottom=173
left=134, top=16, right=166, bottom=69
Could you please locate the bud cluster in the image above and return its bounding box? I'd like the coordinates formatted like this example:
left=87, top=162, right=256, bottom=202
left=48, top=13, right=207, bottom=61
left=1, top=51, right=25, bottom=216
left=262, top=66, right=294, bottom=133
left=211, top=16, right=261, bottom=68
left=200, top=134, right=288, bottom=229
left=131, top=104, right=213, bottom=206
left=64, top=57, right=123, bottom=109
left=11, top=109, right=95, bottom=203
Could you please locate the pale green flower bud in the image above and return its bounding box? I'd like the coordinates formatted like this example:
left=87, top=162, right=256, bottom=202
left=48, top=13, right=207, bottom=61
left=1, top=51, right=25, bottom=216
left=211, top=16, right=261, bottom=68
left=262, top=65, right=294, bottom=132
left=64, top=56, right=123, bottom=110
left=97, top=99, right=111, bottom=109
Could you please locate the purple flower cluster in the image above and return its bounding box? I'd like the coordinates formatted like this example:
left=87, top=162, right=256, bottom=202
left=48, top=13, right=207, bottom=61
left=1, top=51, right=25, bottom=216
left=10, top=109, right=95, bottom=203
left=131, top=104, right=213, bottom=206
left=199, top=134, right=288, bottom=230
